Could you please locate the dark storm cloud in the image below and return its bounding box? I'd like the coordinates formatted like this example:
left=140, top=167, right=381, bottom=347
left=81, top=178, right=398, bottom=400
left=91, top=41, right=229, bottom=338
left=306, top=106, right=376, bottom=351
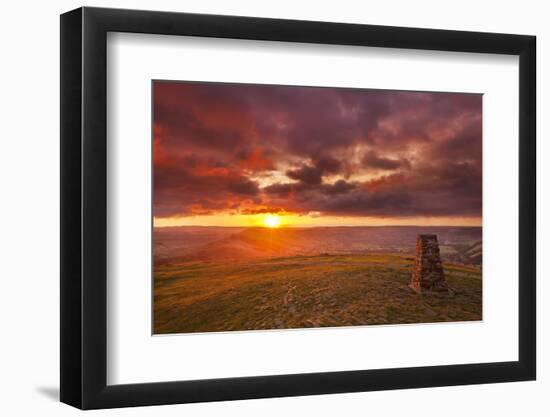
left=153, top=156, right=261, bottom=217
left=285, top=157, right=342, bottom=186
left=228, top=178, right=260, bottom=196
left=286, top=165, right=324, bottom=185
left=153, top=81, right=482, bottom=219
left=362, top=151, right=411, bottom=171
left=321, top=180, right=358, bottom=196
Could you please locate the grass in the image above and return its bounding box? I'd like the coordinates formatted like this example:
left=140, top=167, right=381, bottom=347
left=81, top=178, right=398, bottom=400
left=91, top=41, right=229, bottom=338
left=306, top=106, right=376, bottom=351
left=153, top=254, right=482, bottom=334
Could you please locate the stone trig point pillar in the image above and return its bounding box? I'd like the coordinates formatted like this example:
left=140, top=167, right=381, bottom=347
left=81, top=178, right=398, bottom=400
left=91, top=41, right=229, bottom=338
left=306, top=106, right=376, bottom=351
left=409, top=234, right=448, bottom=293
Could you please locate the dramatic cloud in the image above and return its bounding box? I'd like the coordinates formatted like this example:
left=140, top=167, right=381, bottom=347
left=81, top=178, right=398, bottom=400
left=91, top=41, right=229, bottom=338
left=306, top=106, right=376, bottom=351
left=362, top=151, right=411, bottom=171
left=153, top=81, right=482, bottom=220
left=285, top=157, right=342, bottom=186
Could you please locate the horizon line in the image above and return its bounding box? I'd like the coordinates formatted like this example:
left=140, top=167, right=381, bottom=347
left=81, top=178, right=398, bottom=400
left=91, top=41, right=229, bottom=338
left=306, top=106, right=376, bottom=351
left=153, top=224, right=482, bottom=229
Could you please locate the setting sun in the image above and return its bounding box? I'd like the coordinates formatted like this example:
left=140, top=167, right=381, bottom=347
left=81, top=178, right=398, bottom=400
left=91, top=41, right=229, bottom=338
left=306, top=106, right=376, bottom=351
left=263, top=214, right=281, bottom=228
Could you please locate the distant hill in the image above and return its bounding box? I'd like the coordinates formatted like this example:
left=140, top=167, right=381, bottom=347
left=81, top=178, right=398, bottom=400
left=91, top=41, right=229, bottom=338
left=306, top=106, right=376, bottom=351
left=463, top=241, right=482, bottom=265
left=154, top=226, right=482, bottom=266
left=189, top=228, right=315, bottom=261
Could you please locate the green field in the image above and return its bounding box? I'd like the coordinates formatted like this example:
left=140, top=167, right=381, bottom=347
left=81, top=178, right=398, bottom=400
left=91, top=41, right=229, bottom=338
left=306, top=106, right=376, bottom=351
left=153, top=254, right=482, bottom=334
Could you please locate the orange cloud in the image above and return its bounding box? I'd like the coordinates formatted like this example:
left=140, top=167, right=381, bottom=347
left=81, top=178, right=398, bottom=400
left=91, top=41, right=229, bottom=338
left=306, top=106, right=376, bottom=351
left=239, top=147, right=275, bottom=172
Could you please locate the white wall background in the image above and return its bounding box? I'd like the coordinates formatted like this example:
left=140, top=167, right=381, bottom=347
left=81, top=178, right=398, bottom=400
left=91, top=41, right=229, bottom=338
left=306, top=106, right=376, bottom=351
left=0, top=0, right=546, bottom=415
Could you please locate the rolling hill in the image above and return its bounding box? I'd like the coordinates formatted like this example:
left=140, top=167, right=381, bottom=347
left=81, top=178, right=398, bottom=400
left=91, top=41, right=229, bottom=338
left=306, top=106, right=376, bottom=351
left=154, top=226, right=482, bottom=265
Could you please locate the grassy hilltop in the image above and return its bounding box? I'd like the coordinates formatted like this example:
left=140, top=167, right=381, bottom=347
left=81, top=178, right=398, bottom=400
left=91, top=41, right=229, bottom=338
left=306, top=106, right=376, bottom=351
left=154, top=253, right=482, bottom=334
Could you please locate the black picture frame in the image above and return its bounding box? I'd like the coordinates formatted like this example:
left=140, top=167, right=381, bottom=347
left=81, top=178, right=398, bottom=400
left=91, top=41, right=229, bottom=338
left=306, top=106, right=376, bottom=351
left=60, top=6, right=536, bottom=410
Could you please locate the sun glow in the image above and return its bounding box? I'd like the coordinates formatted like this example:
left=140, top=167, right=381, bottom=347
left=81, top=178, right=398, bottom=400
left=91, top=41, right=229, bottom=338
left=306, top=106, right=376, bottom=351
left=153, top=214, right=482, bottom=228
left=263, top=214, right=281, bottom=228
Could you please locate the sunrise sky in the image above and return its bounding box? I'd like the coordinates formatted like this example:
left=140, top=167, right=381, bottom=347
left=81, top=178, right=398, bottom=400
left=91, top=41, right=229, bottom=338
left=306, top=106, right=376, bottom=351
left=153, top=81, right=482, bottom=228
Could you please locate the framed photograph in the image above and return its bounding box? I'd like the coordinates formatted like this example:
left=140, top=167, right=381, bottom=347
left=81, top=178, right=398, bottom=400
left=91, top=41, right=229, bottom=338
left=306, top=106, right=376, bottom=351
left=60, top=7, right=536, bottom=409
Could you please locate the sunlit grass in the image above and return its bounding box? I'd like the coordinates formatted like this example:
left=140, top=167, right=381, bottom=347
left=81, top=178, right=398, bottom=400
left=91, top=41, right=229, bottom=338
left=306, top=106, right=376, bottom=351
left=153, top=253, right=482, bottom=334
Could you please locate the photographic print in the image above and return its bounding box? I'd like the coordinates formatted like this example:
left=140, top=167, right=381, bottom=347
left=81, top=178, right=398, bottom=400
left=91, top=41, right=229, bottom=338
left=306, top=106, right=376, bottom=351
left=152, top=81, right=482, bottom=335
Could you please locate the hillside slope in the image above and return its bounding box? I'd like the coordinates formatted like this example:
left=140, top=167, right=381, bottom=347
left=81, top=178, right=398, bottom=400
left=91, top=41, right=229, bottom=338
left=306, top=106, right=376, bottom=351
left=154, top=253, right=482, bottom=334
